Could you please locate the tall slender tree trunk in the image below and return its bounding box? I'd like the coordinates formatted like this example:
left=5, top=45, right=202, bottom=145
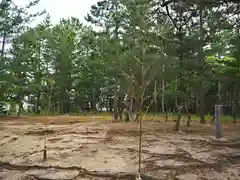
left=0, top=30, right=6, bottom=70
left=199, top=6, right=206, bottom=124
left=113, top=90, right=118, bottom=121
left=109, top=97, right=113, bottom=113
left=47, top=83, right=53, bottom=115
left=112, top=6, right=120, bottom=121
left=17, top=100, right=23, bottom=118
left=36, top=91, right=41, bottom=114
left=232, top=19, right=240, bottom=124
left=218, top=81, right=221, bottom=103
left=125, top=99, right=130, bottom=122
left=35, top=41, right=41, bottom=114
left=154, top=80, right=158, bottom=113
left=175, top=26, right=183, bottom=128
left=113, top=77, right=120, bottom=121
left=162, top=65, right=165, bottom=114
left=196, top=92, right=199, bottom=114
left=175, top=76, right=178, bottom=108
left=175, top=105, right=182, bottom=131
left=118, top=95, right=124, bottom=120
left=175, top=22, right=183, bottom=110
left=1, top=30, right=6, bottom=60
left=91, top=87, right=97, bottom=111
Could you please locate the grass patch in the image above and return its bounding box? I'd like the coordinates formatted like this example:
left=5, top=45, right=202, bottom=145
left=3, top=112, right=238, bottom=124
left=142, top=113, right=238, bottom=122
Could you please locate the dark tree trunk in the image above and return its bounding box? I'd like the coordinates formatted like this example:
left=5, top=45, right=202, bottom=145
left=165, top=114, right=168, bottom=122
left=17, top=101, right=23, bottom=118
left=1, top=30, right=6, bottom=61
left=125, top=99, right=130, bottom=122
left=118, top=95, right=124, bottom=120
left=187, top=115, right=191, bottom=127
left=185, top=103, right=191, bottom=126
left=109, top=97, right=113, bottom=113
left=63, top=94, right=70, bottom=114
left=59, top=90, right=65, bottom=114
left=199, top=7, right=206, bottom=124
left=91, top=87, right=97, bottom=112
left=125, top=111, right=130, bottom=122
left=113, top=79, right=119, bottom=121
left=175, top=106, right=182, bottom=131
left=232, top=84, right=238, bottom=124
left=113, top=95, right=118, bottom=121
left=35, top=91, right=41, bottom=114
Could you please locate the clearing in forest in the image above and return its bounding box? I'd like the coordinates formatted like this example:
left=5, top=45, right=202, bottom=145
left=0, top=116, right=239, bottom=180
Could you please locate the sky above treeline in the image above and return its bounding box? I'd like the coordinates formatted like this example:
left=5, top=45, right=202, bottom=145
left=13, top=0, right=99, bottom=26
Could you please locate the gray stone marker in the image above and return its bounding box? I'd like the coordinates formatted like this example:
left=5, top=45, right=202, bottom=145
left=215, top=105, right=222, bottom=138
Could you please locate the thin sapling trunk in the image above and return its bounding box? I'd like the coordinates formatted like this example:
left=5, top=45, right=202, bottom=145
left=42, top=80, right=53, bottom=161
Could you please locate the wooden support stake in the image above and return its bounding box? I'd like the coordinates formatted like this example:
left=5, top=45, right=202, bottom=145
left=43, top=123, right=48, bottom=161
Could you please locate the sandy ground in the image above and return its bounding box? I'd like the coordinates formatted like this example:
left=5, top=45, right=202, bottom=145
left=0, top=116, right=239, bottom=180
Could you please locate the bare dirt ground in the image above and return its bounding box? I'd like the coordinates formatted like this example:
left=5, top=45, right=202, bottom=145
left=0, top=116, right=239, bottom=180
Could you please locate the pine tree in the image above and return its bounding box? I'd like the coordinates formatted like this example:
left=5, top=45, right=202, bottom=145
left=0, top=0, right=45, bottom=116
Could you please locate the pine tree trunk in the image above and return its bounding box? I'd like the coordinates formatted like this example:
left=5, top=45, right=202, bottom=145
left=118, top=95, right=124, bottom=120
left=199, top=80, right=205, bottom=124
left=17, top=101, right=23, bottom=118
left=154, top=80, right=158, bottom=114
left=175, top=76, right=178, bottom=109
left=195, top=92, right=199, bottom=114
left=125, top=100, right=130, bottom=122
left=0, top=30, right=6, bottom=61
left=113, top=87, right=118, bottom=121
left=162, top=65, right=165, bottom=114
left=218, top=81, right=221, bottom=103
left=91, top=87, right=97, bottom=112
left=35, top=91, right=41, bottom=114
left=175, top=106, right=182, bottom=131
left=199, top=6, right=206, bottom=124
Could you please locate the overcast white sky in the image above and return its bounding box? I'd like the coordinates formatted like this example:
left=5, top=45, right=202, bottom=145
left=13, top=0, right=99, bottom=26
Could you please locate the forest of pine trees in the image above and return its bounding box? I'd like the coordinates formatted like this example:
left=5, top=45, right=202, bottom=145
left=0, top=0, right=240, bottom=123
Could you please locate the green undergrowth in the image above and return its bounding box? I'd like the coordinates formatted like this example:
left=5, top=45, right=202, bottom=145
left=143, top=113, right=238, bottom=121
left=11, top=111, right=239, bottom=122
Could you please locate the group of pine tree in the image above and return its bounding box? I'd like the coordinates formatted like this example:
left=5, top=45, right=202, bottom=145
left=0, top=0, right=240, bottom=125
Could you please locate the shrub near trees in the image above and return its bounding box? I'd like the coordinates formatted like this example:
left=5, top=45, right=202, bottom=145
left=0, top=0, right=240, bottom=124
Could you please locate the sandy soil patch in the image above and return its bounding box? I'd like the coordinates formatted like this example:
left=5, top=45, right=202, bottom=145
left=0, top=116, right=239, bottom=180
